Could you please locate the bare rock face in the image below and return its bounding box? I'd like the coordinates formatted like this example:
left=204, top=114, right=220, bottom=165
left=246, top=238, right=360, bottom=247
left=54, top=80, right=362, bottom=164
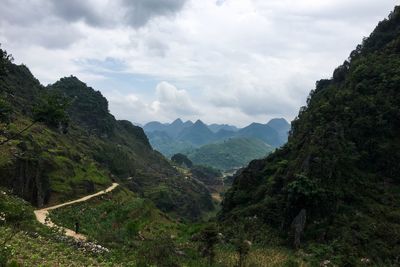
left=291, top=209, right=306, bottom=249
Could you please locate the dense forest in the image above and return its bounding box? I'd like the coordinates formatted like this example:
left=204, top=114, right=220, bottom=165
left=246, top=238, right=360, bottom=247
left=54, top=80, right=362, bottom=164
left=221, top=6, right=400, bottom=266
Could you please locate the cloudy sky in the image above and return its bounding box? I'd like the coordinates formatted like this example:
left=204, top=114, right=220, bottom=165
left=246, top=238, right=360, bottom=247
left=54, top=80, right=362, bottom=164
left=0, top=0, right=397, bottom=126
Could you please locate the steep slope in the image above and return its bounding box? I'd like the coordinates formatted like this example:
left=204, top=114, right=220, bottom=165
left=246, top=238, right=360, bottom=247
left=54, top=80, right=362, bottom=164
left=177, top=120, right=216, bottom=146
left=221, top=7, right=400, bottom=265
left=0, top=58, right=213, bottom=220
left=237, top=122, right=281, bottom=147
left=142, top=121, right=167, bottom=133
left=267, top=118, right=291, bottom=144
left=146, top=131, right=195, bottom=157
left=188, top=138, right=273, bottom=171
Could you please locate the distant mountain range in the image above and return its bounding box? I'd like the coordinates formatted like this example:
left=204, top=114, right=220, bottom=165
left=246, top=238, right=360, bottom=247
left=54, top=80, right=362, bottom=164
left=143, top=118, right=290, bottom=169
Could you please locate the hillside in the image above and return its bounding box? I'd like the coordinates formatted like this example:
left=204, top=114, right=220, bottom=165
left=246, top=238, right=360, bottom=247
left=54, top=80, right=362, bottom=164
left=177, top=120, right=216, bottom=146
left=145, top=130, right=195, bottom=157
left=187, top=138, right=274, bottom=171
left=267, top=118, right=291, bottom=144
left=1, top=185, right=304, bottom=266
left=236, top=123, right=281, bottom=147
left=144, top=118, right=289, bottom=157
left=221, top=7, right=400, bottom=265
left=0, top=54, right=213, bottom=220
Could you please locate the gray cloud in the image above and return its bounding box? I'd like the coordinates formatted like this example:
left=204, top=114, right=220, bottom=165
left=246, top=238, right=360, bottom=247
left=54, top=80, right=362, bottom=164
left=122, top=0, right=188, bottom=27
left=51, top=0, right=104, bottom=27
left=0, top=0, right=397, bottom=126
left=0, top=0, right=50, bottom=26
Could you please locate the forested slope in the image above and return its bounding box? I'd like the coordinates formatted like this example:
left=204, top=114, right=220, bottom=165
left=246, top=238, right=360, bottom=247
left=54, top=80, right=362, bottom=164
left=0, top=53, right=213, bottom=220
left=221, top=6, right=400, bottom=265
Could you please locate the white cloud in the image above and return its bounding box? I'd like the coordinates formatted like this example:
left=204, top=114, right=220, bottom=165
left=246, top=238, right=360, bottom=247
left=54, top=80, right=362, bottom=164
left=0, top=0, right=398, bottom=126
left=104, top=81, right=199, bottom=123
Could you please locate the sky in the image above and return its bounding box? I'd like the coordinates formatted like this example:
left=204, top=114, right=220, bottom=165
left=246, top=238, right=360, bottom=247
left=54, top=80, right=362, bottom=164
left=0, top=0, right=397, bottom=127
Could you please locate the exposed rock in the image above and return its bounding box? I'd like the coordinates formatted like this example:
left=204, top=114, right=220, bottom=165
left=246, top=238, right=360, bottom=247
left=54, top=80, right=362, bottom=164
left=291, top=209, right=306, bottom=249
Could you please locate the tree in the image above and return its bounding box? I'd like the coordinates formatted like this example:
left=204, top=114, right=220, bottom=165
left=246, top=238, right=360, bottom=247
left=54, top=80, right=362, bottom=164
left=233, top=239, right=251, bottom=267
left=0, top=44, right=13, bottom=78
left=33, top=91, right=70, bottom=130
left=136, top=232, right=179, bottom=267
left=171, top=153, right=193, bottom=168
left=193, top=223, right=219, bottom=266
left=0, top=91, right=70, bottom=145
left=0, top=95, right=12, bottom=123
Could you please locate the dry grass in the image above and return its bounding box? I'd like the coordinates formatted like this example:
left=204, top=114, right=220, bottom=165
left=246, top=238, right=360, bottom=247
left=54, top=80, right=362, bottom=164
left=215, top=247, right=307, bottom=267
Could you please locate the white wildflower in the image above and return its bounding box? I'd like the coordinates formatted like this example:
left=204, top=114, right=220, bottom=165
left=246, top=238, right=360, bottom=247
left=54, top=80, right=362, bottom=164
left=0, top=212, right=6, bottom=222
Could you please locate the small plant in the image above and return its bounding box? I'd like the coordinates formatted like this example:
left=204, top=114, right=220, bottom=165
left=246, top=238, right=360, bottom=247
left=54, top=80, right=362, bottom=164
left=234, top=239, right=252, bottom=267
left=0, top=245, right=11, bottom=267
left=136, top=232, right=179, bottom=267
left=193, top=223, right=219, bottom=266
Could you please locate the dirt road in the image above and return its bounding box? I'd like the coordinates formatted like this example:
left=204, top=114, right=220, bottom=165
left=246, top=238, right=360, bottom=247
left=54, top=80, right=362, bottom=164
left=34, top=183, right=119, bottom=241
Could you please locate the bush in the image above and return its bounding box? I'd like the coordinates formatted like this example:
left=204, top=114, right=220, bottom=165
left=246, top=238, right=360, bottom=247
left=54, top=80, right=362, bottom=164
left=136, top=233, right=179, bottom=267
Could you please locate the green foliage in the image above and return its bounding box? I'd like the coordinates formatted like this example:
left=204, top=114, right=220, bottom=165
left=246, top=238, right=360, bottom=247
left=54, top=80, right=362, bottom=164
left=136, top=233, right=179, bottom=267
left=0, top=53, right=213, bottom=220
left=0, top=188, right=35, bottom=230
left=188, top=138, right=273, bottom=171
left=171, top=153, right=193, bottom=168
left=193, top=223, right=220, bottom=266
left=221, top=6, right=400, bottom=265
left=147, top=130, right=195, bottom=157
left=0, top=95, right=11, bottom=123
left=0, top=45, right=13, bottom=78
left=191, top=165, right=223, bottom=186
left=233, top=239, right=251, bottom=267
left=0, top=188, right=35, bottom=267
left=50, top=188, right=176, bottom=249
left=33, top=91, right=69, bottom=129
left=50, top=76, right=115, bottom=136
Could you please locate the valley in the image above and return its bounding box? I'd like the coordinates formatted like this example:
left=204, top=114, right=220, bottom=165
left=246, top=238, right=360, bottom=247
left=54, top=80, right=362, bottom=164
left=1, top=3, right=400, bottom=267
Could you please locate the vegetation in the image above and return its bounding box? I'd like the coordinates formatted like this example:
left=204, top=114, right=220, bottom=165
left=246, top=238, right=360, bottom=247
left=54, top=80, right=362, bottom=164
left=0, top=48, right=213, bottom=220
left=48, top=187, right=301, bottom=266
left=191, top=165, right=223, bottom=187
left=1, top=5, right=399, bottom=266
left=221, top=6, right=400, bottom=266
left=187, top=138, right=274, bottom=171
left=171, top=153, right=193, bottom=168
left=144, top=118, right=289, bottom=158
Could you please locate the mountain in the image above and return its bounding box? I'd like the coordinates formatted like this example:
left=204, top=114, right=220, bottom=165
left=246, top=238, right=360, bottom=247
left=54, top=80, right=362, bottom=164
left=146, top=130, right=195, bottom=157
left=214, top=129, right=236, bottom=140
left=144, top=118, right=289, bottom=157
left=143, top=118, right=193, bottom=139
left=0, top=57, right=213, bottom=220
left=187, top=138, right=273, bottom=171
left=177, top=120, right=216, bottom=146
left=208, top=123, right=238, bottom=133
left=236, top=122, right=281, bottom=147
left=143, top=121, right=167, bottom=132
left=221, top=7, right=400, bottom=265
left=266, top=118, right=291, bottom=144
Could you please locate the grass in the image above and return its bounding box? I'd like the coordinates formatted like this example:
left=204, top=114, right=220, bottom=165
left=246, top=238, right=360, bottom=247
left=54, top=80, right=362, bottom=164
left=48, top=187, right=307, bottom=266
left=2, top=227, right=116, bottom=267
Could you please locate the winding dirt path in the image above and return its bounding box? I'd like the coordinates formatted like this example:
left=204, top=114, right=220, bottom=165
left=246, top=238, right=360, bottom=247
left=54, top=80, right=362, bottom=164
left=34, top=183, right=119, bottom=241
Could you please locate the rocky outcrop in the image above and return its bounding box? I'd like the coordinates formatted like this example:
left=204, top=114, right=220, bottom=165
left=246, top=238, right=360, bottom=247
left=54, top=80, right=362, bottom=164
left=0, top=155, right=51, bottom=208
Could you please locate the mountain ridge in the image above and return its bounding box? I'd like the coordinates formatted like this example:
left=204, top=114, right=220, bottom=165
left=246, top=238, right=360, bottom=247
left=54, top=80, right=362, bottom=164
left=0, top=60, right=213, bottom=220
left=143, top=118, right=290, bottom=158
left=220, top=6, right=400, bottom=265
